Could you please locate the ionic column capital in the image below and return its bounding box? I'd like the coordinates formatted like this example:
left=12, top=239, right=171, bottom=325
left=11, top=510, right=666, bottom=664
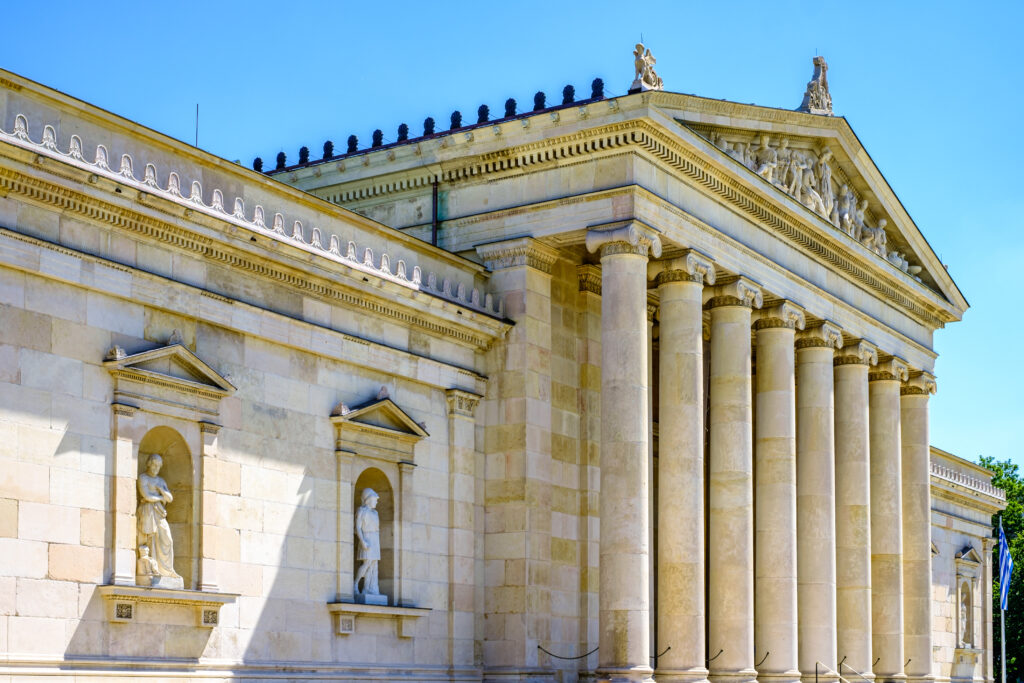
left=901, top=371, right=937, bottom=396
left=706, top=276, right=764, bottom=309
left=796, top=321, right=844, bottom=350
left=648, top=249, right=716, bottom=286
left=753, top=300, right=806, bottom=330
left=476, top=236, right=560, bottom=273
left=834, top=340, right=878, bottom=367
left=869, top=355, right=910, bottom=382
left=585, top=222, right=663, bottom=259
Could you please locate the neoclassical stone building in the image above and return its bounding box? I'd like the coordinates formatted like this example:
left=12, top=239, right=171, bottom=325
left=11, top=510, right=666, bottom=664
left=0, top=53, right=1004, bottom=683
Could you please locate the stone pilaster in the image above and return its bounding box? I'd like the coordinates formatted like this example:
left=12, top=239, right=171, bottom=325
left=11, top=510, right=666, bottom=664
left=834, top=340, right=877, bottom=675
left=446, top=388, right=483, bottom=670
left=981, top=537, right=995, bottom=682
left=706, top=276, right=762, bottom=683
left=869, top=356, right=910, bottom=681
left=900, top=372, right=936, bottom=683
left=475, top=237, right=559, bottom=673
left=753, top=301, right=805, bottom=683
left=198, top=421, right=222, bottom=592
left=585, top=222, right=662, bottom=683
left=795, top=323, right=843, bottom=681
left=111, top=403, right=138, bottom=586
left=649, top=250, right=715, bottom=683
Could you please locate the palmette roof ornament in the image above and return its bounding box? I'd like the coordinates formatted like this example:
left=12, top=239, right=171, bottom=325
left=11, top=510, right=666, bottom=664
left=798, top=56, right=833, bottom=116
left=630, top=43, right=664, bottom=92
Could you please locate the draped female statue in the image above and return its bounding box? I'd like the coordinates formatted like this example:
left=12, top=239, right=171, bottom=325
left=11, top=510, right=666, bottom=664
left=136, top=453, right=183, bottom=588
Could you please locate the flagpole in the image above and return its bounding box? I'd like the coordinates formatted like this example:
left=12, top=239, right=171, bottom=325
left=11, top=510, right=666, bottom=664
left=999, top=515, right=1006, bottom=683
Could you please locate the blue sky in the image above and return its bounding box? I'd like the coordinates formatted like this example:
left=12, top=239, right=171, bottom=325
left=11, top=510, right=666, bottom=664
left=2, top=1, right=1021, bottom=468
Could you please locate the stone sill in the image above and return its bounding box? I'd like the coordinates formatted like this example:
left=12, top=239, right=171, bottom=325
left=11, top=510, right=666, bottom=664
left=98, top=585, right=238, bottom=628
left=327, top=602, right=430, bottom=637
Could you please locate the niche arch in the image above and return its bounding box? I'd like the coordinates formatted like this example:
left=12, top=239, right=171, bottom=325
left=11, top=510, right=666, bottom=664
left=137, top=426, right=196, bottom=589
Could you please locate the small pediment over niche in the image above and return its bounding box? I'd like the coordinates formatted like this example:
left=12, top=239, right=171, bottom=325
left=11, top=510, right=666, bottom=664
left=955, top=546, right=983, bottom=565
left=104, top=343, right=234, bottom=420
left=331, top=392, right=428, bottom=463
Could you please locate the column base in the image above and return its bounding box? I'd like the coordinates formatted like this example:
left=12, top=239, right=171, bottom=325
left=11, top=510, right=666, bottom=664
left=801, top=671, right=840, bottom=683
left=709, top=668, right=759, bottom=683
left=594, top=665, right=655, bottom=682
left=871, top=675, right=907, bottom=683
left=654, top=667, right=710, bottom=683
left=756, top=671, right=803, bottom=683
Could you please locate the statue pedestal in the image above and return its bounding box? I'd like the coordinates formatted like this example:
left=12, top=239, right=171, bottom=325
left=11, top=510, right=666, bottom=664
left=137, top=574, right=185, bottom=590
left=355, top=593, right=388, bottom=606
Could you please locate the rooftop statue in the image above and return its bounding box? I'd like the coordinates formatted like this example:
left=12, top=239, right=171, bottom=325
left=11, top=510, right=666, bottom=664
left=798, top=56, right=833, bottom=115
left=631, top=43, right=664, bottom=92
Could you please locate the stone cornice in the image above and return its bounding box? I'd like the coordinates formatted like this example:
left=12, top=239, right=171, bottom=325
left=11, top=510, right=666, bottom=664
left=796, top=321, right=843, bottom=350
left=585, top=222, right=663, bottom=259
left=649, top=249, right=716, bottom=286
left=869, top=356, right=910, bottom=382
left=312, top=114, right=961, bottom=330
left=0, top=154, right=508, bottom=351
left=753, top=300, right=806, bottom=331
left=475, top=237, right=559, bottom=274
left=707, top=276, right=763, bottom=310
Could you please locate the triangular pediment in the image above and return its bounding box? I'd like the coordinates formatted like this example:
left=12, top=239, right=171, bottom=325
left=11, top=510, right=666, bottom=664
left=332, top=398, right=429, bottom=438
left=644, top=93, right=967, bottom=318
left=104, top=343, right=235, bottom=395
left=956, top=546, right=983, bottom=564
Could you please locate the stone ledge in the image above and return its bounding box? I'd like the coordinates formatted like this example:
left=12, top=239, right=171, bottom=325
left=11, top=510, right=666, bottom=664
left=327, top=602, right=430, bottom=637
left=98, top=585, right=238, bottom=628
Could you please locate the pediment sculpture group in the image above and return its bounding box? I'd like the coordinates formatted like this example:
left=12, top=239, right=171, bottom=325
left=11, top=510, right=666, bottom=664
left=710, top=132, right=920, bottom=277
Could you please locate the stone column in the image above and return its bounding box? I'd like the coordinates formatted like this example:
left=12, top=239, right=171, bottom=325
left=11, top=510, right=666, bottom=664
left=707, top=277, right=763, bottom=683
left=649, top=250, right=715, bottom=683
left=833, top=341, right=877, bottom=675
left=900, top=372, right=936, bottom=683
left=869, top=356, right=909, bottom=681
left=753, top=301, right=805, bottom=683
left=475, top=237, right=559, bottom=672
left=585, top=222, right=662, bottom=683
left=446, top=388, right=483, bottom=669
left=795, top=323, right=843, bottom=681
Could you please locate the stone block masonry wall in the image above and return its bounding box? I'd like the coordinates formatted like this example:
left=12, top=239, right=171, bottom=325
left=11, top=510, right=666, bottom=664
left=0, top=180, right=494, bottom=675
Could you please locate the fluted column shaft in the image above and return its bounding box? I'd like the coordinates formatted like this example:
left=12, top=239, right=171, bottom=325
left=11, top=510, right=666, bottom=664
left=587, top=224, right=661, bottom=683
left=708, top=278, right=762, bottom=683
left=869, top=358, right=909, bottom=681
left=795, top=324, right=843, bottom=680
left=651, top=253, right=714, bottom=683
left=900, top=373, right=935, bottom=683
left=834, top=342, right=877, bottom=675
left=754, top=303, right=804, bottom=683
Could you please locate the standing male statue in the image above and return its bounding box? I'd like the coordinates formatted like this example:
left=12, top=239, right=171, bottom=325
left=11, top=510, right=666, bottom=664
left=354, top=487, right=385, bottom=604
left=136, top=453, right=183, bottom=588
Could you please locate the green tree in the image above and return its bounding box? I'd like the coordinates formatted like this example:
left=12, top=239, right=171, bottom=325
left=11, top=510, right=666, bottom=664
left=981, top=456, right=1024, bottom=682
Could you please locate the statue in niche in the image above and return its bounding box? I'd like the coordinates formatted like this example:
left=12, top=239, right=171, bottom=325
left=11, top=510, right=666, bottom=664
left=753, top=133, right=778, bottom=183
left=631, top=43, right=664, bottom=91
left=960, top=584, right=973, bottom=646
left=354, top=487, right=386, bottom=604
left=136, top=454, right=183, bottom=588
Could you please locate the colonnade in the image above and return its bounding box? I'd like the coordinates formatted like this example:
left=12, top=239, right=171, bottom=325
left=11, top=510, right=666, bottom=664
left=585, top=225, right=936, bottom=683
